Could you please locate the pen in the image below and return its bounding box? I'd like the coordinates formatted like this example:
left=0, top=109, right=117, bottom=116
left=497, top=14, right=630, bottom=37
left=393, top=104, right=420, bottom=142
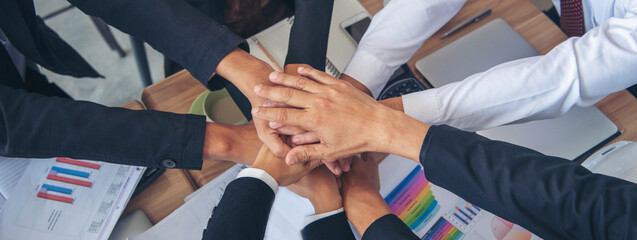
left=440, top=8, right=492, bottom=39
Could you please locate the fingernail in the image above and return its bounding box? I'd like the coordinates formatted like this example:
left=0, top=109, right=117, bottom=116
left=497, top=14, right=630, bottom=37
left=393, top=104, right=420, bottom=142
left=253, top=84, right=263, bottom=93
left=263, top=100, right=272, bottom=107
left=269, top=72, right=278, bottom=81
left=269, top=121, right=277, bottom=128
left=290, top=155, right=299, bottom=164
left=292, top=137, right=300, bottom=144
left=251, top=107, right=259, bottom=115
left=334, top=167, right=341, bottom=175
left=343, top=164, right=350, bottom=172
left=298, top=66, right=305, bottom=72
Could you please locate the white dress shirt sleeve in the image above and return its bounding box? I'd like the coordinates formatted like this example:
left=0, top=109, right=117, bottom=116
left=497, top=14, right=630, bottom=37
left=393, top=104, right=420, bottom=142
left=403, top=1, right=637, bottom=131
left=304, top=207, right=344, bottom=226
left=342, top=0, right=466, bottom=98
left=237, top=168, right=279, bottom=194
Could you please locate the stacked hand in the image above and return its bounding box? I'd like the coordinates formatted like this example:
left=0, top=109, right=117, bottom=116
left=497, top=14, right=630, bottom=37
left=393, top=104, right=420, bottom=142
left=251, top=66, right=428, bottom=165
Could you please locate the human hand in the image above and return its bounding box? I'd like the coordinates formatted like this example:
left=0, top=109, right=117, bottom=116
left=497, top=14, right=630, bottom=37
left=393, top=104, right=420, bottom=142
left=262, top=64, right=350, bottom=175
left=287, top=166, right=342, bottom=214
left=251, top=66, right=428, bottom=164
left=215, top=49, right=292, bottom=157
left=203, top=121, right=261, bottom=165
left=340, top=153, right=391, bottom=236
left=251, top=144, right=322, bottom=186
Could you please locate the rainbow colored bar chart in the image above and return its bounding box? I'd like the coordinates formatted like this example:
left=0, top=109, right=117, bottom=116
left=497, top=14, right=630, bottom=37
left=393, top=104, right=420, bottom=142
left=423, top=217, right=464, bottom=240
left=384, top=166, right=440, bottom=232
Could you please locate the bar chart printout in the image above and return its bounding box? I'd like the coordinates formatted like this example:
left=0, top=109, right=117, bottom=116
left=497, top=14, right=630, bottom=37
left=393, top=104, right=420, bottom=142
left=384, top=166, right=440, bottom=232
left=37, top=184, right=74, bottom=204
left=424, top=217, right=464, bottom=240
left=0, top=157, right=144, bottom=240
left=446, top=199, right=482, bottom=229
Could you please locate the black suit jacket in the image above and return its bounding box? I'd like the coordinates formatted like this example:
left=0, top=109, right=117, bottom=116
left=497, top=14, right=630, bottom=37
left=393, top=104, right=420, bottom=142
left=362, top=214, right=419, bottom=240
left=420, top=125, right=637, bottom=239
left=0, top=0, right=333, bottom=168
left=202, top=176, right=356, bottom=240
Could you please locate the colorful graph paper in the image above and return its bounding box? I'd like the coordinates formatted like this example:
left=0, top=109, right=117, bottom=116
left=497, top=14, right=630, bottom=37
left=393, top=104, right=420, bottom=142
left=424, top=217, right=464, bottom=240
left=448, top=200, right=481, bottom=227
left=385, top=166, right=440, bottom=232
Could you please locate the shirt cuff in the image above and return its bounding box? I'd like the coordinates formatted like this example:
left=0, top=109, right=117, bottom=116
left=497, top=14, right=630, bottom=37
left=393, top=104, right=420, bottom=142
left=402, top=89, right=442, bottom=124
left=237, top=168, right=279, bottom=194
left=304, top=207, right=344, bottom=226
left=343, top=50, right=394, bottom=99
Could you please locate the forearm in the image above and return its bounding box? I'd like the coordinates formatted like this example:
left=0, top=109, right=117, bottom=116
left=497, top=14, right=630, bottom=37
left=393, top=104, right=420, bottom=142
left=0, top=85, right=204, bottom=169
left=403, top=14, right=637, bottom=132
left=344, top=191, right=392, bottom=237
left=69, top=0, right=245, bottom=84
left=343, top=0, right=465, bottom=98
left=203, top=178, right=275, bottom=240
left=286, top=0, right=334, bottom=69
left=419, top=125, right=637, bottom=239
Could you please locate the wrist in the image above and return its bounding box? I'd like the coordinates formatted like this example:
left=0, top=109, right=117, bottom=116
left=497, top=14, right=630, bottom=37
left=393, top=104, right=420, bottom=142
left=215, top=49, right=273, bottom=100
left=341, top=74, right=372, bottom=96
left=203, top=123, right=232, bottom=161
left=309, top=190, right=342, bottom=214
left=379, top=97, right=404, bottom=112
left=344, top=191, right=391, bottom=236
left=375, top=109, right=429, bottom=161
left=251, top=145, right=284, bottom=184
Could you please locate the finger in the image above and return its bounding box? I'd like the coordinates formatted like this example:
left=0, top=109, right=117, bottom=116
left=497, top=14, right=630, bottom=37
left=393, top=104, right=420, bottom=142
left=339, top=157, right=352, bottom=172
left=276, top=125, right=306, bottom=135
left=254, top=84, right=311, bottom=108
left=269, top=71, right=322, bottom=93
left=255, top=120, right=291, bottom=157
left=263, top=100, right=288, bottom=108
left=324, top=161, right=342, bottom=176
left=291, top=132, right=320, bottom=145
left=252, top=107, right=311, bottom=129
left=269, top=121, right=284, bottom=129
left=286, top=143, right=331, bottom=165
left=297, top=66, right=340, bottom=85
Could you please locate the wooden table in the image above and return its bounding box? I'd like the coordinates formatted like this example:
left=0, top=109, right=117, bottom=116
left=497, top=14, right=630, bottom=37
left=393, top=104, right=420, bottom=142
left=123, top=0, right=637, bottom=223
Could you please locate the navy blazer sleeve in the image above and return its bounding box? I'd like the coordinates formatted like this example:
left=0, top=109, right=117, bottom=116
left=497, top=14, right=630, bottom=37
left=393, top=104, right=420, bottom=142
left=0, top=85, right=205, bottom=169
left=362, top=214, right=419, bottom=240
left=302, top=212, right=356, bottom=240
left=67, top=0, right=246, bottom=89
left=285, top=0, right=334, bottom=70
left=202, top=177, right=275, bottom=240
left=420, top=125, right=637, bottom=240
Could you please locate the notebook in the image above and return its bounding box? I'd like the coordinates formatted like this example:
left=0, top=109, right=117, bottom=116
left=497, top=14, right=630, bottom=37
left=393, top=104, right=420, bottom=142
left=415, top=18, right=618, bottom=160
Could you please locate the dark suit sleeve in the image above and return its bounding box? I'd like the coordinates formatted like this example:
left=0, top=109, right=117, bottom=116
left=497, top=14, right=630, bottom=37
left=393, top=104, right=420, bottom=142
left=361, top=214, right=419, bottom=240
left=67, top=0, right=247, bottom=89
left=302, top=212, right=356, bottom=240
left=285, top=0, right=334, bottom=70
left=0, top=85, right=204, bottom=169
left=202, top=177, right=276, bottom=240
left=420, top=125, right=637, bottom=240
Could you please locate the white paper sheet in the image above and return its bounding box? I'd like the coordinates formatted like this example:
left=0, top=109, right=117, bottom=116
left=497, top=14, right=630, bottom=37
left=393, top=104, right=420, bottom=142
left=0, top=157, right=31, bottom=200
left=0, top=157, right=144, bottom=240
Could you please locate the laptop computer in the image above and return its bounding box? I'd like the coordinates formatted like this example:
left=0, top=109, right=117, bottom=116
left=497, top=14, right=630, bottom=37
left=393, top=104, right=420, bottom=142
left=415, top=18, right=618, bottom=160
